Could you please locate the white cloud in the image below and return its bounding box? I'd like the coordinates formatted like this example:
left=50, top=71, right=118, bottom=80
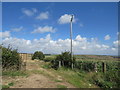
left=0, top=31, right=10, bottom=38
left=11, top=26, right=23, bottom=32
left=31, top=26, right=56, bottom=33
left=104, top=35, right=110, bottom=40
left=58, top=14, right=76, bottom=24
left=75, top=35, right=87, bottom=42
left=113, top=40, right=120, bottom=47
left=95, top=44, right=101, bottom=48
left=36, top=11, right=49, bottom=20
left=2, top=34, right=118, bottom=55
left=101, top=44, right=109, bottom=50
left=111, top=48, right=116, bottom=51
left=113, top=40, right=118, bottom=45
left=22, top=8, right=37, bottom=16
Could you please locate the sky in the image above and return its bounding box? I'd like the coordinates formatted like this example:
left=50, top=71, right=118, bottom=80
left=1, top=2, right=119, bottom=55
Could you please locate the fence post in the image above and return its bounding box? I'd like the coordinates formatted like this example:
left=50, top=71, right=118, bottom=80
left=94, top=62, right=97, bottom=72
left=102, top=62, right=106, bottom=73
left=21, top=62, right=26, bottom=71
left=59, top=61, right=61, bottom=68
left=81, top=62, right=82, bottom=70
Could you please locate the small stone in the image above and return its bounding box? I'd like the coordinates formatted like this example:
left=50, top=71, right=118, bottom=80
left=89, top=84, right=91, bottom=86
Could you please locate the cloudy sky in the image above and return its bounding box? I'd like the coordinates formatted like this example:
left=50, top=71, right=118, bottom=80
left=1, top=2, right=119, bottom=55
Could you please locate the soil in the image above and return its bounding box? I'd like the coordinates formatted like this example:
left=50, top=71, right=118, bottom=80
left=2, top=60, right=75, bottom=88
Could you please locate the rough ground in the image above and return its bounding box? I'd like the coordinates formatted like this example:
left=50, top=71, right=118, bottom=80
left=2, top=60, right=75, bottom=88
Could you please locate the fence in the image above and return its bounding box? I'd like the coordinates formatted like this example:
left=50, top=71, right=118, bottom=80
left=19, top=53, right=33, bottom=71
left=19, top=53, right=33, bottom=62
left=74, top=60, right=119, bottom=73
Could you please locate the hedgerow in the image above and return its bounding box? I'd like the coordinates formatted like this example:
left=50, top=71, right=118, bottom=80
left=1, top=45, right=22, bottom=70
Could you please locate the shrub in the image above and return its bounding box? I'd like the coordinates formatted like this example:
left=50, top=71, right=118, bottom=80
left=52, top=51, right=76, bottom=69
left=1, top=45, right=22, bottom=70
left=104, top=70, right=120, bottom=88
left=90, top=71, right=120, bottom=88
left=32, top=51, right=45, bottom=60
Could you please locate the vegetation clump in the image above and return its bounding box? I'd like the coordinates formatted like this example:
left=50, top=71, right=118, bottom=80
left=1, top=45, right=22, bottom=71
left=90, top=70, right=120, bottom=88
left=52, top=52, right=76, bottom=69
left=32, top=51, right=45, bottom=60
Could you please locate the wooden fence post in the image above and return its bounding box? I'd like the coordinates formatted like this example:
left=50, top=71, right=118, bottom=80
left=81, top=62, right=82, bottom=70
left=94, top=62, right=97, bottom=72
left=59, top=61, right=61, bottom=68
left=102, top=62, right=106, bottom=73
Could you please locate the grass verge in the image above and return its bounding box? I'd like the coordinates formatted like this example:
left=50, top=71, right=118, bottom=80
left=2, top=82, right=14, bottom=89
left=57, top=84, right=67, bottom=88
left=2, top=71, right=28, bottom=77
left=54, top=67, right=97, bottom=88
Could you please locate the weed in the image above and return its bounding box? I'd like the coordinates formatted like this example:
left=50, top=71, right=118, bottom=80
left=54, top=79, right=63, bottom=82
left=2, top=85, right=10, bottom=88
left=8, top=82, right=14, bottom=86
left=42, top=64, right=51, bottom=69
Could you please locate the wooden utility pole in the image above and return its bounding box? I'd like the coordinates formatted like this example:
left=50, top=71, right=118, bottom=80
left=70, top=15, right=74, bottom=69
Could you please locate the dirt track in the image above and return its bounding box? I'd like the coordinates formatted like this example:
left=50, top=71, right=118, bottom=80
left=3, top=60, right=75, bottom=88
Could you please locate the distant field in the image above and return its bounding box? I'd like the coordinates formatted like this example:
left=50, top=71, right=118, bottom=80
left=75, top=55, right=119, bottom=61
left=45, top=55, right=57, bottom=58
left=45, top=54, right=119, bottom=62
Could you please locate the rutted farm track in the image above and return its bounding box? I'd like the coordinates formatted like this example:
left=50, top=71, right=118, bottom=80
left=2, top=60, right=75, bottom=88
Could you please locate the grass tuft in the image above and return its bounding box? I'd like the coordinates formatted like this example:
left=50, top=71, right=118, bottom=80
left=8, top=82, right=14, bottom=86
left=2, top=71, right=28, bottom=77
left=2, top=85, right=10, bottom=88
left=54, top=79, right=63, bottom=82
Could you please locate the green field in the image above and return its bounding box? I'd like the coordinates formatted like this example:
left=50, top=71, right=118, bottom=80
left=2, top=54, right=119, bottom=88
left=45, top=54, right=119, bottom=61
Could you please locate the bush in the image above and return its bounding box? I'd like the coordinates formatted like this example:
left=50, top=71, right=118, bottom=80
left=32, top=51, right=45, bottom=60
left=104, top=70, right=120, bottom=88
left=90, top=71, right=120, bottom=88
left=1, top=45, right=22, bottom=70
left=52, top=51, right=76, bottom=69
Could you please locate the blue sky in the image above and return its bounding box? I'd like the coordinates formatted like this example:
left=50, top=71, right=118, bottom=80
left=1, top=2, right=119, bottom=55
